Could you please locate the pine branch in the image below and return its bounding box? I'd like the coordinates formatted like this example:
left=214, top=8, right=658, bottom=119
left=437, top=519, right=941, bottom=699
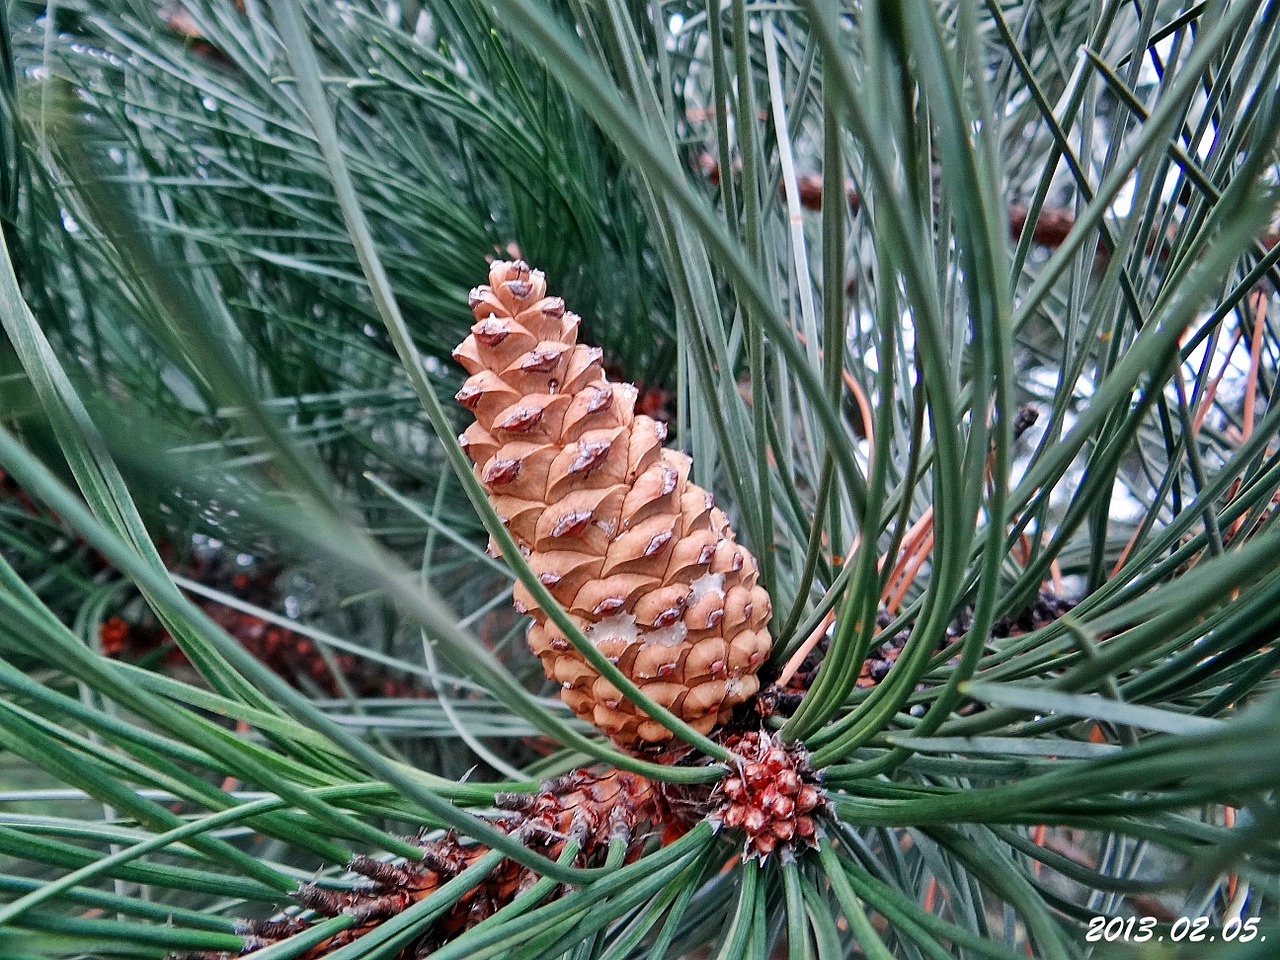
left=696, top=152, right=1280, bottom=253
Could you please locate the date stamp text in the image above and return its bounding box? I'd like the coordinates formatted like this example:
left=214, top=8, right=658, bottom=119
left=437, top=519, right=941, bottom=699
left=1085, top=916, right=1263, bottom=943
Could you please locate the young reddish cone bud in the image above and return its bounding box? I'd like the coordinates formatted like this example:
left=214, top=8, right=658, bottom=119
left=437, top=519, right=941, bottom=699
left=705, top=731, right=829, bottom=861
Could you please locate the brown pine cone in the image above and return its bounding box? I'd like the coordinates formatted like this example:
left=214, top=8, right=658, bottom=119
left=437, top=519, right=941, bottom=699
left=453, top=260, right=773, bottom=749
left=174, top=768, right=662, bottom=960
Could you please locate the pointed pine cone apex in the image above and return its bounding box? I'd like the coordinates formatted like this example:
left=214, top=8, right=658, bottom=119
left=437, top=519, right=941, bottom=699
left=454, top=260, right=773, bottom=749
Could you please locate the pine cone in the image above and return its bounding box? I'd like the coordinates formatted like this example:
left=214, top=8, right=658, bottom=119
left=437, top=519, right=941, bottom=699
left=174, top=768, right=661, bottom=960
left=454, top=260, right=773, bottom=749
left=712, top=731, right=826, bottom=860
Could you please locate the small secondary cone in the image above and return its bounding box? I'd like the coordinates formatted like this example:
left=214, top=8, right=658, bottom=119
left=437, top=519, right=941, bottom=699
left=454, top=260, right=773, bottom=748
left=172, top=769, right=661, bottom=960
left=711, top=730, right=826, bottom=860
